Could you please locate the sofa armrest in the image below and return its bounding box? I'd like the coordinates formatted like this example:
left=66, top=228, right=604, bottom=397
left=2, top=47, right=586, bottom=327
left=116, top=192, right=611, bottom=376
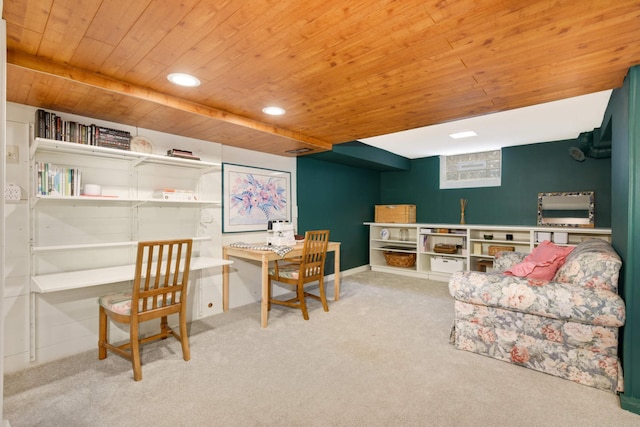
left=493, top=251, right=528, bottom=272
left=448, top=271, right=625, bottom=327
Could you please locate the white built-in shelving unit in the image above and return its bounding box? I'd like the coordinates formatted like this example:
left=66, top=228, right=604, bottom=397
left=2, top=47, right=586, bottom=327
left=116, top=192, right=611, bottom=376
left=28, top=137, right=231, bottom=360
left=365, top=222, right=612, bottom=282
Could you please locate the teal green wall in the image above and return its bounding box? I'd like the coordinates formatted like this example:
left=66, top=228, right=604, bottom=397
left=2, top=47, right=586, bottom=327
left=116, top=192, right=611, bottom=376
left=380, top=139, right=612, bottom=227
left=609, top=65, right=640, bottom=414
left=296, top=157, right=380, bottom=273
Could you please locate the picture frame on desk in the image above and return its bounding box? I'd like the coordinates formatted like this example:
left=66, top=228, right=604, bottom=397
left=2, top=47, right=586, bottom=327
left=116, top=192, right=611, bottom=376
left=222, top=163, right=291, bottom=233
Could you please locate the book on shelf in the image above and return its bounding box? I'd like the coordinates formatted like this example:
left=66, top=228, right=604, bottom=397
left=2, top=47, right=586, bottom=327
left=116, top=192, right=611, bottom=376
left=152, top=188, right=196, bottom=201
left=167, top=148, right=193, bottom=155
left=35, top=162, right=82, bottom=197
left=167, top=149, right=200, bottom=160
left=35, top=109, right=132, bottom=148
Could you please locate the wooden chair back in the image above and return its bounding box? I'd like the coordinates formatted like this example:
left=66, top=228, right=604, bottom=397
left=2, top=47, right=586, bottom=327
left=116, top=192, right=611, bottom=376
left=299, top=230, right=330, bottom=283
left=132, top=239, right=193, bottom=322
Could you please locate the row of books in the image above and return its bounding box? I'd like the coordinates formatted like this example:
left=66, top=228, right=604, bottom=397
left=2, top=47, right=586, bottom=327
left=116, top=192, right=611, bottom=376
left=35, top=162, right=82, bottom=197
left=35, top=109, right=131, bottom=150
left=167, top=148, right=200, bottom=160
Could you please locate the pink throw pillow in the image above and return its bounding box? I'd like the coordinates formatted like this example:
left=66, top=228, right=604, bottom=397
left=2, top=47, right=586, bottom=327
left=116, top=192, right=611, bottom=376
left=504, top=240, right=575, bottom=281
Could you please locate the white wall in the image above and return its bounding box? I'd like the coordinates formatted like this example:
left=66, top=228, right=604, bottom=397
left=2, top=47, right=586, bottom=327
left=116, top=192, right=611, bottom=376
left=1, top=11, right=8, bottom=423
left=4, top=102, right=297, bottom=373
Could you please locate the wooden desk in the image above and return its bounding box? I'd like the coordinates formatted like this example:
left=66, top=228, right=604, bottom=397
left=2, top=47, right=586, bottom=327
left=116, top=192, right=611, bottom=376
left=222, top=242, right=341, bottom=328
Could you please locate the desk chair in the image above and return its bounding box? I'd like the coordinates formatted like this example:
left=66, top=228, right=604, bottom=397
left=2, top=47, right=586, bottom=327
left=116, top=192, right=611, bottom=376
left=98, top=239, right=193, bottom=381
left=268, top=230, right=330, bottom=320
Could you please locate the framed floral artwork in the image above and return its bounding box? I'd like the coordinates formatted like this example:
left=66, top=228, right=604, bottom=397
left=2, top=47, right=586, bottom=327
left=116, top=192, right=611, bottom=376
left=222, top=163, right=291, bottom=233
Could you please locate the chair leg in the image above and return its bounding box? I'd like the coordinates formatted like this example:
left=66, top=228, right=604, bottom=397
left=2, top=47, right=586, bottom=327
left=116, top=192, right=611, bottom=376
left=130, top=321, right=142, bottom=381
left=318, top=277, right=329, bottom=312
left=98, top=306, right=108, bottom=360
left=298, top=283, right=309, bottom=320
left=267, top=277, right=272, bottom=311
left=160, top=316, right=169, bottom=339
left=179, top=311, right=191, bottom=361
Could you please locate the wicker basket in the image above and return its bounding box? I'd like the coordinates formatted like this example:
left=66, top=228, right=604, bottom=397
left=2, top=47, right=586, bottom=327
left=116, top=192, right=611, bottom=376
left=383, top=251, right=416, bottom=268
left=488, top=245, right=515, bottom=256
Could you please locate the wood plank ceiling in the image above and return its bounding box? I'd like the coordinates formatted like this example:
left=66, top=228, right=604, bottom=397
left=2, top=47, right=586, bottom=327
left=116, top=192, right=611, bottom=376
left=4, top=1, right=640, bottom=157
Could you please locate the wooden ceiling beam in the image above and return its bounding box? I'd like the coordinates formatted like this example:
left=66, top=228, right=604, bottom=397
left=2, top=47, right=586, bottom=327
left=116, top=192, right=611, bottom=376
left=7, top=49, right=333, bottom=152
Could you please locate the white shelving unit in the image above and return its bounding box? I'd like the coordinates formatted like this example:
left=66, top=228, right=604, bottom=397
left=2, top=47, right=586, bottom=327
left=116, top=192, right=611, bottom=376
left=366, top=222, right=611, bottom=281
left=369, top=225, right=419, bottom=276
left=28, top=137, right=231, bottom=360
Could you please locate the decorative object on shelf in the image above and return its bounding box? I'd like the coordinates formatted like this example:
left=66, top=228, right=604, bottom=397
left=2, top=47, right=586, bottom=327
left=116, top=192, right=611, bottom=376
left=380, top=228, right=390, bottom=240
left=4, top=183, right=22, bottom=201
left=506, top=234, right=514, bottom=241
left=436, top=228, right=450, bottom=234
left=399, top=228, right=409, bottom=241
left=477, top=260, right=493, bottom=272
left=460, top=198, right=467, bottom=224
left=130, top=136, right=153, bottom=154
left=488, top=245, right=515, bottom=256
left=222, top=163, right=291, bottom=233
left=483, top=234, right=493, bottom=240
left=383, top=251, right=416, bottom=268
left=82, top=184, right=102, bottom=196
left=434, top=244, right=458, bottom=254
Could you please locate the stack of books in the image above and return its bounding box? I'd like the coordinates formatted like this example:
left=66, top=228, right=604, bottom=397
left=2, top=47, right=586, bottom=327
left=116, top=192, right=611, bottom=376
left=94, top=126, right=131, bottom=150
left=167, top=149, right=200, bottom=161
left=152, top=188, right=196, bottom=201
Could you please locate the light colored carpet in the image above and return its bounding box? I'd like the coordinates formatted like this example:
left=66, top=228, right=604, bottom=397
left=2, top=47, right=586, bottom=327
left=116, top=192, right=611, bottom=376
left=4, top=271, right=640, bottom=426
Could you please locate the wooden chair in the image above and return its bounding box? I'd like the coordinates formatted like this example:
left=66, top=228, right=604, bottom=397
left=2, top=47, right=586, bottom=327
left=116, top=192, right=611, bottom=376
left=268, top=230, right=330, bottom=320
left=98, top=239, right=193, bottom=381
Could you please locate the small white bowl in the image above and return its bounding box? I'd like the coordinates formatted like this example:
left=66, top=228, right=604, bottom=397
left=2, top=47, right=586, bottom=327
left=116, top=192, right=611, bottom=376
left=83, top=184, right=102, bottom=196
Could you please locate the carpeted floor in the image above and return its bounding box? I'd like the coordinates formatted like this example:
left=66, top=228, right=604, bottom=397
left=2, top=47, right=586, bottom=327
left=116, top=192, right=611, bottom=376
left=4, top=271, right=640, bottom=426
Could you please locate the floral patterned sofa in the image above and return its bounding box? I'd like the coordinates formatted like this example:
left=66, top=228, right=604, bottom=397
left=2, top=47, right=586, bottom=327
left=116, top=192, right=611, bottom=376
left=448, top=238, right=626, bottom=392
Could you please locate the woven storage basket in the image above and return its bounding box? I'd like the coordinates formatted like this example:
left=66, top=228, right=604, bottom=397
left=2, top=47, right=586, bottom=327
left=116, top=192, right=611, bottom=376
left=488, top=245, right=515, bottom=256
left=383, top=252, right=416, bottom=268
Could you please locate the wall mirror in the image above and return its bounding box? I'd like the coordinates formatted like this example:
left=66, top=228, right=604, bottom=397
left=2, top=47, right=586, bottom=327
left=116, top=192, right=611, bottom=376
left=537, top=191, right=594, bottom=228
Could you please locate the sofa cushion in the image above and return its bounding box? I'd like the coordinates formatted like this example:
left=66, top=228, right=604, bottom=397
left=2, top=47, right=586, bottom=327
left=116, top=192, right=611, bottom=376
left=493, top=251, right=527, bottom=272
left=448, top=270, right=625, bottom=327
left=553, top=238, right=622, bottom=292
left=504, top=240, right=574, bottom=280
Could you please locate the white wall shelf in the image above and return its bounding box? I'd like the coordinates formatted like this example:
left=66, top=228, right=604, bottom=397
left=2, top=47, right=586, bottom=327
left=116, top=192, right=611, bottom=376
left=31, top=256, right=232, bottom=294
left=30, top=138, right=221, bottom=169
left=28, top=135, right=226, bottom=362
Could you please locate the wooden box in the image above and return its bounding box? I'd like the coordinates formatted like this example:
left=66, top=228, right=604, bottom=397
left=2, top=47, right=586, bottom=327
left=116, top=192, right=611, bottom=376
left=488, top=245, right=515, bottom=256
left=375, top=204, right=416, bottom=223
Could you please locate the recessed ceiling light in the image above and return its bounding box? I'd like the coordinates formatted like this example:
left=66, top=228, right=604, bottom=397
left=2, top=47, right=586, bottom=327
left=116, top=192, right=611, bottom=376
left=449, top=131, right=478, bottom=139
left=167, top=73, right=201, bottom=87
left=262, top=106, right=286, bottom=116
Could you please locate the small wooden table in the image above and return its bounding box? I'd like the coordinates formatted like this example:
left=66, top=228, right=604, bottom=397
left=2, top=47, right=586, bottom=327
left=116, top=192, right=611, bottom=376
left=222, top=242, right=341, bottom=328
